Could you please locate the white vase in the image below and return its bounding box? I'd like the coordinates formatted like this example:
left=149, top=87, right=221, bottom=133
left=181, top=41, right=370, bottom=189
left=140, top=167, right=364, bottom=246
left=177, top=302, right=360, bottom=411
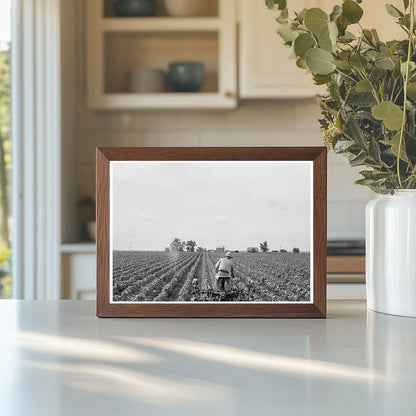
left=366, top=190, right=416, bottom=317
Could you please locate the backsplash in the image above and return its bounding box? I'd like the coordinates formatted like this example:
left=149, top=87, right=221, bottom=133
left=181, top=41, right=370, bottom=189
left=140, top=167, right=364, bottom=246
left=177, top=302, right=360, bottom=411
left=73, top=100, right=374, bottom=241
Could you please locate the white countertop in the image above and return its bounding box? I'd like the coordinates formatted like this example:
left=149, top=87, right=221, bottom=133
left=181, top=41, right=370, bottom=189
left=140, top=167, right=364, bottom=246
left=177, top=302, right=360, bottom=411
left=0, top=300, right=415, bottom=415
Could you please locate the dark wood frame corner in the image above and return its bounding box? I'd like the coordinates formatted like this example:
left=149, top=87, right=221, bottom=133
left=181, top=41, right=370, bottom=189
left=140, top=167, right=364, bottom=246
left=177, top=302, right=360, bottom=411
left=96, top=147, right=327, bottom=318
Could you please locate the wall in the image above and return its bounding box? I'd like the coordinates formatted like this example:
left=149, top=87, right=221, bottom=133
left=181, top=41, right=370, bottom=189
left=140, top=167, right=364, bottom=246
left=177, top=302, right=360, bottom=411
left=62, top=0, right=374, bottom=243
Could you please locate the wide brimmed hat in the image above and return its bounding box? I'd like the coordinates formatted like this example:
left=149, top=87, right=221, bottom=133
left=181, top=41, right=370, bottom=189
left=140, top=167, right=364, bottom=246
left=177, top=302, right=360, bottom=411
left=225, top=251, right=233, bottom=258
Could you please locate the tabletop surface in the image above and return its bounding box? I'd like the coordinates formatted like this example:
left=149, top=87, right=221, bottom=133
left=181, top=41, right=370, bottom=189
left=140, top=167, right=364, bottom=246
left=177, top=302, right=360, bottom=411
left=0, top=300, right=415, bottom=416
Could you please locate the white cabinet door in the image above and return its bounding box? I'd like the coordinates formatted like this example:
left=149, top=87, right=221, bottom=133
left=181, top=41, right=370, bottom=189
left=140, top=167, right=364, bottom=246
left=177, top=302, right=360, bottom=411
left=239, top=0, right=326, bottom=99
left=62, top=253, right=96, bottom=300
left=238, top=0, right=404, bottom=99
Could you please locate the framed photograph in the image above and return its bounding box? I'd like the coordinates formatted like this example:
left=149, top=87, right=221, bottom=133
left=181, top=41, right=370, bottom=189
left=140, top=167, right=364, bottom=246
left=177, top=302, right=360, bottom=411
left=96, top=147, right=327, bottom=318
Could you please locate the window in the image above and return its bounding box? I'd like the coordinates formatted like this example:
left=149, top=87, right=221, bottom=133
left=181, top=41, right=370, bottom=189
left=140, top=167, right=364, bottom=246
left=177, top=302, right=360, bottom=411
left=0, top=0, right=11, bottom=298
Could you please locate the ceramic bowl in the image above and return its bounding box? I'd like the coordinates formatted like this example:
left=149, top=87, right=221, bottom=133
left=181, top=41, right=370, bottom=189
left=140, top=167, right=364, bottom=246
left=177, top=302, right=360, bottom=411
left=128, top=68, right=167, bottom=93
left=168, top=62, right=205, bottom=92
left=114, top=0, right=158, bottom=17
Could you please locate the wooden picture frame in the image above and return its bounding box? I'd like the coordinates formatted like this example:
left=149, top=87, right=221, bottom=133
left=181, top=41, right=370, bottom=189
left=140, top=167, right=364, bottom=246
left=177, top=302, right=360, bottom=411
left=96, top=147, right=327, bottom=318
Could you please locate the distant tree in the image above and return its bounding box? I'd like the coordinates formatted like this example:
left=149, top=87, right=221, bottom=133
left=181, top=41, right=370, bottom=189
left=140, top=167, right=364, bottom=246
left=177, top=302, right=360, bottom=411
left=260, top=241, right=269, bottom=252
left=0, top=46, right=10, bottom=248
left=280, top=249, right=288, bottom=253
left=293, top=247, right=300, bottom=253
left=170, top=238, right=185, bottom=252
left=164, top=247, right=170, bottom=252
left=197, top=247, right=206, bottom=252
left=185, top=240, right=197, bottom=252
left=247, top=247, right=259, bottom=253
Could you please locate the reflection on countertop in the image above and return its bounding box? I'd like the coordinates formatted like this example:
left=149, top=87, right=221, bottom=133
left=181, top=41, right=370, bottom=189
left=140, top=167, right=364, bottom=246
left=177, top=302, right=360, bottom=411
left=0, top=300, right=415, bottom=416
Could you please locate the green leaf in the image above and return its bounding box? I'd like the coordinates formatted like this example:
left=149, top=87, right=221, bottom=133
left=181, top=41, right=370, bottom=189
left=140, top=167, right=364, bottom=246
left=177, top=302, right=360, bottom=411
left=407, top=82, right=416, bottom=99
left=350, top=152, right=367, bottom=167
left=296, top=8, right=307, bottom=23
left=350, top=54, right=368, bottom=70
left=266, top=0, right=287, bottom=11
left=336, top=15, right=348, bottom=36
left=372, top=101, right=404, bottom=131
left=342, top=0, right=364, bottom=24
left=382, top=132, right=409, bottom=162
left=339, top=31, right=356, bottom=43
left=401, top=61, right=416, bottom=76
left=344, top=114, right=367, bottom=147
left=294, top=33, right=316, bottom=58
left=355, top=178, right=377, bottom=186
left=385, top=4, right=404, bottom=18
left=277, top=23, right=298, bottom=43
left=334, top=140, right=355, bottom=151
left=371, top=29, right=380, bottom=42
left=363, top=29, right=376, bottom=46
left=375, top=55, right=395, bottom=70
left=328, top=21, right=338, bottom=45
left=360, top=170, right=391, bottom=181
left=304, top=8, right=329, bottom=35
left=330, top=5, right=342, bottom=22
left=369, top=136, right=382, bottom=163
left=333, top=60, right=353, bottom=70
left=306, top=48, right=335, bottom=75
left=356, top=79, right=372, bottom=92
left=318, top=27, right=334, bottom=52
left=313, top=74, right=332, bottom=85
left=403, top=0, right=410, bottom=10
left=296, top=57, right=308, bottom=69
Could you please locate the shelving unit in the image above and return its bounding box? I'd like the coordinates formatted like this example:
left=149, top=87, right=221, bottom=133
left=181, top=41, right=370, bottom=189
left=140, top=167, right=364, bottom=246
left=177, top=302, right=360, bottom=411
left=86, top=0, right=237, bottom=109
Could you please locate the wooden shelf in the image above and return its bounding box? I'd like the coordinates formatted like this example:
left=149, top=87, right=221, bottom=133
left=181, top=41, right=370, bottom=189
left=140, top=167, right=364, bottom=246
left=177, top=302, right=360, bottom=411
left=89, top=92, right=235, bottom=110
left=86, top=0, right=237, bottom=110
left=327, top=256, right=365, bottom=274
left=61, top=243, right=96, bottom=254
left=101, top=17, right=221, bottom=32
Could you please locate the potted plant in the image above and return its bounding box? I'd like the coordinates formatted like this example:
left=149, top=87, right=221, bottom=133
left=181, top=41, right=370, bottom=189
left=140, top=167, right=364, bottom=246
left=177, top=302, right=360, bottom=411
left=266, top=0, right=416, bottom=316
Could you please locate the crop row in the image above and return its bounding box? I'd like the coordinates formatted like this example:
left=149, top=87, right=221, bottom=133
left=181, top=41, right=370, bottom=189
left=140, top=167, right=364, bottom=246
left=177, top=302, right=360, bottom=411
left=113, top=252, right=196, bottom=301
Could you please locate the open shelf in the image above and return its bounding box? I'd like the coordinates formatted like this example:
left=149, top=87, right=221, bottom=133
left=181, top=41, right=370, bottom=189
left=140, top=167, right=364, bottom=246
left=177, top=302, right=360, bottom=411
left=104, top=31, right=218, bottom=94
left=102, top=17, right=221, bottom=32
left=61, top=243, right=96, bottom=254
left=87, top=0, right=236, bottom=109
left=91, top=92, right=234, bottom=109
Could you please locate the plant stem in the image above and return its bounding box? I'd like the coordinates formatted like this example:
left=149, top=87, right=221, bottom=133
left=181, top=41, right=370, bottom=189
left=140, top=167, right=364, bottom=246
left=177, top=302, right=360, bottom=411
left=397, top=0, right=415, bottom=188
left=334, top=68, right=358, bottom=84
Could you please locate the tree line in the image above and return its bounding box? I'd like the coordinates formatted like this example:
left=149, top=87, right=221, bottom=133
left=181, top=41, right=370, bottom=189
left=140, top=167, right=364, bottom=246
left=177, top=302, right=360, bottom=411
left=166, top=238, right=300, bottom=254
left=256, top=241, right=300, bottom=253
left=166, top=238, right=206, bottom=253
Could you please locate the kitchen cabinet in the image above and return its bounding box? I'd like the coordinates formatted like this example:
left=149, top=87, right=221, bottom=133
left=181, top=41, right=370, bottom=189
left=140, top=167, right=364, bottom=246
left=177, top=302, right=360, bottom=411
left=238, top=0, right=405, bottom=99
left=239, top=0, right=325, bottom=99
left=327, top=256, right=366, bottom=299
left=61, top=245, right=96, bottom=300
left=86, top=0, right=237, bottom=109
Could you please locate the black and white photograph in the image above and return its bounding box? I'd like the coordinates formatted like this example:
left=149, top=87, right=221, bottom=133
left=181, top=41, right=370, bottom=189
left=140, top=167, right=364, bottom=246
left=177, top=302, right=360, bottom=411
left=110, top=161, right=313, bottom=303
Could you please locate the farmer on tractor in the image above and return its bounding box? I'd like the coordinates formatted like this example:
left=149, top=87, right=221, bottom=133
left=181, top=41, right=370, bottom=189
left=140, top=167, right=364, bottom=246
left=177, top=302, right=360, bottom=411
left=215, top=251, right=235, bottom=291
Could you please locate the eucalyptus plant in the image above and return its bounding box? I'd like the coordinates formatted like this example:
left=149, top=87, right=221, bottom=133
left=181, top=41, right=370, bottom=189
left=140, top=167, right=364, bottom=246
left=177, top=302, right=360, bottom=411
left=266, top=0, right=416, bottom=193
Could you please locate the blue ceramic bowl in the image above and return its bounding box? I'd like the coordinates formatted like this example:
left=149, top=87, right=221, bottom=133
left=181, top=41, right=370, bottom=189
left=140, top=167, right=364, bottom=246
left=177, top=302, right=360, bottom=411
left=114, top=0, right=157, bottom=17
left=168, top=62, right=205, bottom=93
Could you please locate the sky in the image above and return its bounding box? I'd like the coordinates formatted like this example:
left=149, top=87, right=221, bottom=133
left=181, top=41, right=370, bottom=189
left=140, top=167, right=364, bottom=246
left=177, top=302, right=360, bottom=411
left=111, top=161, right=312, bottom=252
left=0, top=0, right=11, bottom=49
